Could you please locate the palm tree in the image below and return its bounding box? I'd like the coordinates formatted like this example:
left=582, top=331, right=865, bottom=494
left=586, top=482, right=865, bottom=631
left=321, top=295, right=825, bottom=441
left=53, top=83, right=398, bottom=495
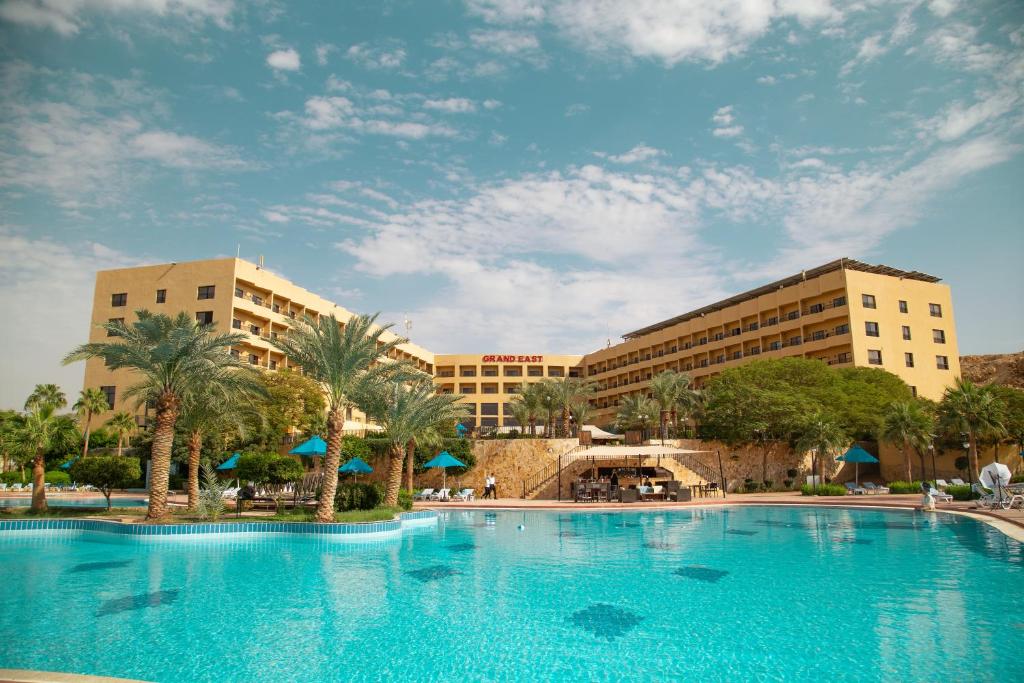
left=568, top=397, right=593, bottom=431
left=271, top=313, right=406, bottom=522
left=358, top=373, right=467, bottom=507
left=548, top=378, right=593, bottom=437
left=514, top=382, right=546, bottom=436
left=649, top=371, right=695, bottom=444
left=536, top=380, right=559, bottom=437
left=64, top=311, right=250, bottom=520
left=105, top=412, right=138, bottom=456
left=177, top=384, right=263, bottom=511
left=508, top=400, right=533, bottom=437
left=25, top=384, right=67, bottom=412
left=73, top=387, right=110, bottom=458
left=880, top=401, right=934, bottom=482
left=939, top=378, right=1006, bottom=482
left=11, top=402, right=79, bottom=512
left=615, top=394, right=659, bottom=439
left=794, top=413, right=848, bottom=493
left=671, top=377, right=700, bottom=438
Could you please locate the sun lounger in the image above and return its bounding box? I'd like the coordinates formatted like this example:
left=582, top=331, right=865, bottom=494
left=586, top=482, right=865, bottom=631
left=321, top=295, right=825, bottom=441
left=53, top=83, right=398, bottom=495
left=862, top=482, right=889, bottom=494
left=935, top=479, right=950, bottom=489
left=950, top=478, right=966, bottom=486
left=428, top=488, right=450, bottom=501
left=413, top=488, right=434, bottom=501
left=927, top=486, right=953, bottom=503
left=221, top=487, right=239, bottom=499
left=845, top=482, right=867, bottom=495
left=451, top=488, right=474, bottom=502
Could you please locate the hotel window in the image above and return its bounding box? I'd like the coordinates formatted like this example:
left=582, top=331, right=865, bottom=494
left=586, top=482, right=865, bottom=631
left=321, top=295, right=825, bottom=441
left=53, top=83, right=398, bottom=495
left=465, top=404, right=477, bottom=416
left=480, top=403, right=499, bottom=416
left=898, top=300, right=908, bottom=313
left=910, top=386, right=917, bottom=397
left=936, top=355, right=950, bottom=370
left=234, top=287, right=244, bottom=297
left=865, top=321, right=879, bottom=337
left=460, top=385, right=476, bottom=394
left=867, top=349, right=882, bottom=365
left=504, top=367, right=522, bottom=376
left=482, top=367, right=498, bottom=377
left=769, top=341, right=781, bottom=351
left=249, top=354, right=259, bottom=365
left=480, top=417, right=499, bottom=427
left=99, top=386, right=115, bottom=409
left=197, top=285, right=215, bottom=300
left=835, top=324, right=850, bottom=335
left=482, top=384, right=499, bottom=394
left=933, top=329, right=946, bottom=344
left=713, top=332, right=724, bottom=341
left=271, top=332, right=278, bottom=340
left=929, top=303, right=942, bottom=317
left=107, top=318, right=124, bottom=336
left=272, top=303, right=280, bottom=313
left=111, top=292, right=127, bottom=307
left=548, top=367, right=564, bottom=377
left=528, top=366, right=543, bottom=377
left=836, top=352, right=851, bottom=364
left=749, top=346, right=760, bottom=355
left=458, top=368, right=475, bottom=377
left=250, top=325, right=260, bottom=336
left=230, top=349, right=240, bottom=359
left=788, top=336, right=801, bottom=346
left=862, top=294, right=876, bottom=309
left=832, top=296, right=846, bottom=307
left=808, top=303, right=824, bottom=314
left=232, top=319, right=241, bottom=329
left=905, top=352, right=914, bottom=368
left=765, top=317, right=778, bottom=327
left=269, top=359, right=277, bottom=370
left=196, top=311, right=214, bottom=325
left=156, top=289, right=166, bottom=304
left=730, top=327, right=741, bottom=336
left=810, top=330, right=826, bottom=341
left=252, top=295, right=263, bottom=306
left=698, top=337, right=708, bottom=345
left=902, top=325, right=911, bottom=340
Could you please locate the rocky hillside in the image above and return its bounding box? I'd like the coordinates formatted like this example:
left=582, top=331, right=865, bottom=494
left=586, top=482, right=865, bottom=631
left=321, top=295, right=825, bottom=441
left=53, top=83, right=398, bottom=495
left=960, top=351, right=1024, bottom=389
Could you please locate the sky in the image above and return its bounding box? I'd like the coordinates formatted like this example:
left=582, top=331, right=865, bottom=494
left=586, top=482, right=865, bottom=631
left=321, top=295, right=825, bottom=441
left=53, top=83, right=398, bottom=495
left=0, top=0, right=1022, bottom=409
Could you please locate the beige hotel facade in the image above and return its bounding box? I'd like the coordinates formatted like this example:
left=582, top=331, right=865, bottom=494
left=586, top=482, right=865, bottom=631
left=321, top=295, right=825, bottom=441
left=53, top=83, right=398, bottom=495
left=82, top=257, right=960, bottom=430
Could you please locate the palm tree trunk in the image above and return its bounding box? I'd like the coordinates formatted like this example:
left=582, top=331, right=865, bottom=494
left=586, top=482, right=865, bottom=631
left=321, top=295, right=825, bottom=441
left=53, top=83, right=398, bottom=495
left=146, top=397, right=180, bottom=521
left=660, top=410, right=667, bottom=445
left=404, top=439, right=415, bottom=492
left=903, top=442, right=912, bottom=482
left=30, top=452, right=47, bottom=513
left=82, top=411, right=92, bottom=458
left=116, top=434, right=124, bottom=457
left=528, top=416, right=536, bottom=437
left=187, top=431, right=202, bottom=512
left=670, top=408, right=678, bottom=438
left=968, top=432, right=980, bottom=483
left=762, top=444, right=769, bottom=484
left=561, top=408, right=570, bottom=438
left=315, top=407, right=345, bottom=523
left=384, top=443, right=404, bottom=507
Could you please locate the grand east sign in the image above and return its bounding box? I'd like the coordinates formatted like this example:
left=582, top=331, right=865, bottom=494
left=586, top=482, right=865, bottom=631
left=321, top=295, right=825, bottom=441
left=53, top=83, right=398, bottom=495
left=481, top=355, right=544, bottom=363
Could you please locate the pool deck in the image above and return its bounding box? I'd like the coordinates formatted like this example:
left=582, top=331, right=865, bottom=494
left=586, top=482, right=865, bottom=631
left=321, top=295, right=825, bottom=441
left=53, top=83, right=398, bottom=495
left=415, top=492, right=1024, bottom=541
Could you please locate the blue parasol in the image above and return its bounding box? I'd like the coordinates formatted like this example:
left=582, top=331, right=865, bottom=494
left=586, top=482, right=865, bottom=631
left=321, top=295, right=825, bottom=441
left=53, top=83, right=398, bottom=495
left=423, top=450, right=465, bottom=492
left=836, top=445, right=878, bottom=486
left=216, top=452, right=241, bottom=470
left=289, top=435, right=327, bottom=457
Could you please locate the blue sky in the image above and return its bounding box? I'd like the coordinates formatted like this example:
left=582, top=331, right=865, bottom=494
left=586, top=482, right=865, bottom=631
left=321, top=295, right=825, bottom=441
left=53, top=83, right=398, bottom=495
left=0, top=0, right=1022, bottom=407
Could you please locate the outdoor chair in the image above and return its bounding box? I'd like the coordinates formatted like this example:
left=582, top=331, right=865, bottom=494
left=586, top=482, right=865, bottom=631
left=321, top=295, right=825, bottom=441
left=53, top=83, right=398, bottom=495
left=705, top=482, right=721, bottom=497
left=451, top=488, right=474, bottom=502
left=845, top=482, right=867, bottom=495
left=862, top=482, right=890, bottom=494
left=927, top=486, right=953, bottom=504
left=935, top=479, right=950, bottom=489
left=413, top=489, right=434, bottom=501
left=972, top=483, right=997, bottom=509
left=429, top=488, right=450, bottom=501
left=950, top=478, right=966, bottom=486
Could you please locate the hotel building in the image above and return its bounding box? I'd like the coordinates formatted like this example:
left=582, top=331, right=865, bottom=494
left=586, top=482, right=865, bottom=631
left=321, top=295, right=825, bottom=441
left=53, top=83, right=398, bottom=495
left=580, top=258, right=960, bottom=426
left=82, top=257, right=959, bottom=431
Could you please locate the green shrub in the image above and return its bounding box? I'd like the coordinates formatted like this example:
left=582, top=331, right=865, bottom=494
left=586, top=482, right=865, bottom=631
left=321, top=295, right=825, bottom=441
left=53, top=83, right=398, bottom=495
left=1, top=471, right=27, bottom=485
left=45, top=471, right=70, bottom=485
left=782, top=479, right=794, bottom=489
left=397, top=489, right=413, bottom=511
left=886, top=480, right=925, bottom=494
left=800, top=483, right=848, bottom=496
left=1011, top=473, right=1024, bottom=484
left=168, top=474, right=185, bottom=491
left=945, top=484, right=978, bottom=501
left=763, top=480, right=774, bottom=490
left=335, top=482, right=383, bottom=511
left=69, top=456, right=142, bottom=510
left=786, top=469, right=799, bottom=479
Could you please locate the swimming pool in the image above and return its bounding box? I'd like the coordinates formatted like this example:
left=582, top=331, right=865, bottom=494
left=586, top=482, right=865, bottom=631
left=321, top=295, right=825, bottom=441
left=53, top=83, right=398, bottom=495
left=0, top=506, right=1020, bottom=682
left=0, top=497, right=148, bottom=508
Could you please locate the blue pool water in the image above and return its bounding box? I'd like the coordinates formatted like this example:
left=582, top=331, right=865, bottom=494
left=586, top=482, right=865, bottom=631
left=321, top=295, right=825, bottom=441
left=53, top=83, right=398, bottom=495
left=0, top=506, right=1022, bottom=682
left=0, top=497, right=148, bottom=508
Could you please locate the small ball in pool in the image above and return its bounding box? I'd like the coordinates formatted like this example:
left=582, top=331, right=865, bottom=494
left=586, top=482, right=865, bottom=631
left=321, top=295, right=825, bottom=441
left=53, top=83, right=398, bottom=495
left=517, top=524, right=525, bottom=531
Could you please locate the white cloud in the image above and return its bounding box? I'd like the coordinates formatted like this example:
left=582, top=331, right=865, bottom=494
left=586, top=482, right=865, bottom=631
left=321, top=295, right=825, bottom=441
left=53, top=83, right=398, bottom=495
left=262, top=210, right=290, bottom=223
left=130, top=131, right=247, bottom=168
left=0, top=227, right=143, bottom=409
left=756, top=75, right=777, bottom=85
left=489, top=131, right=508, bottom=146
left=465, top=0, right=545, bottom=23
left=710, top=105, right=743, bottom=138
left=919, top=90, right=1019, bottom=142
left=298, top=95, right=457, bottom=139
left=0, top=0, right=234, bottom=36
left=346, top=42, right=406, bottom=69
left=266, top=48, right=301, bottom=71
left=564, top=103, right=589, bottom=117
left=469, top=29, right=540, bottom=54
left=423, top=97, right=477, bottom=113
left=928, top=0, right=956, bottom=18
left=599, top=144, right=665, bottom=164
left=483, top=99, right=502, bottom=110
left=315, top=43, right=337, bottom=66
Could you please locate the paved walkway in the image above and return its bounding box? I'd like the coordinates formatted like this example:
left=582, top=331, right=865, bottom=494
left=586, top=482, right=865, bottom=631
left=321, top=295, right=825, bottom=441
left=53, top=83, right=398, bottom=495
left=414, top=491, right=1024, bottom=540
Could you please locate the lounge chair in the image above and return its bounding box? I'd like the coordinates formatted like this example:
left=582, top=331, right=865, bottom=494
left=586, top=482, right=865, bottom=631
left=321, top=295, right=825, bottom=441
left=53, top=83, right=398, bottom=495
left=927, top=486, right=953, bottom=503
left=221, top=487, right=239, bottom=499
left=935, top=479, right=950, bottom=489
left=862, top=482, right=890, bottom=494
left=950, top=478, right=966, bottom=486
left=0, top=483, right=6, bottom=492
left=845, top=482, right=867, bottom=495
left=10, top=483, right=22, bottom=492
left=413, top=488, right=434, bottom=501
left=451, top=488, right=475, bottom=502
left=428, top=488, right=450, bottom=501
left=972, top=483, right=997, bottom=509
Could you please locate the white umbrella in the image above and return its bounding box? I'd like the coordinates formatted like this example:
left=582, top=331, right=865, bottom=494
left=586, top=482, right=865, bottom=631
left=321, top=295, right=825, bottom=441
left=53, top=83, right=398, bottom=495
left=980, top=462, right=1012, bottom=501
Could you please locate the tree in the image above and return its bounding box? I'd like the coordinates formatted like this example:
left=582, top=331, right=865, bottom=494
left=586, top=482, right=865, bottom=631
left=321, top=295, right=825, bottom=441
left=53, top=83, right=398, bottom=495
left=508, top=400, right=532, bottom=437
left=569, top=397, right=593, bottom=432
left=512, top=382, right=546, bottom=436
left=649, top=371, right=679, bottom=444
left=73, top=387, right=110, bottom=458
left=990, top=386, right=1024, bottom=462
left=69, top=456, right=141, bottom=511
left=271, top=312, right=406, bottom=523
left=794, top=413, right=849, bottom=493
left=196, top=462, right=228, bottom=521
left=64, top=310, right=250, bottom=521
left=358, top=373, right=467, bottom=507
left=546, top=378, right=594, bottom=437
left=255, top=369, right=326, bottom=446
left=105, top=412, right=138, bottom=456
left=236, top=452, right=307, bottom=513
left=615, top=394, right=659, bottom=438
left=177, top=382, right=263, bottom=512
left=25, top=384, right=67, bottom=412
left=0, top=410, right=20, bottom=473
left=880, top=400, right=935, bottom=481
left=10, top=402, right=79, bottom=512
left=939, top=378, right=1006, bottom=482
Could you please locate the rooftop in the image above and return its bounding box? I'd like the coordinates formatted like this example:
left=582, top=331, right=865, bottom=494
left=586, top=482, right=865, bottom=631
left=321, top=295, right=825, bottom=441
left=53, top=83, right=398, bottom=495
left=623, top=258, right=941, bottom=340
